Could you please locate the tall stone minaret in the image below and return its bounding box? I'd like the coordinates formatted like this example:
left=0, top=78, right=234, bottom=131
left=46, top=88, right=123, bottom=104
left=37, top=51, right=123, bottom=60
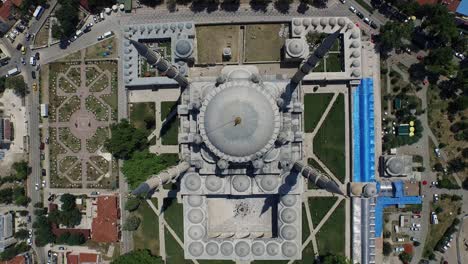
left=128, top=38, right=189, bottom=88
left=291, top=30, right=341, bottom=84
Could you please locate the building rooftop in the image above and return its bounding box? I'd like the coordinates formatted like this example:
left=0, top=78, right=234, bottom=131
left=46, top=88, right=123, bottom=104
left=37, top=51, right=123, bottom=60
left=67, top=252, right=98, bottom=264
left=1, top=255, right=25, bottom=264
left=91, top=195, right=120, bottom=242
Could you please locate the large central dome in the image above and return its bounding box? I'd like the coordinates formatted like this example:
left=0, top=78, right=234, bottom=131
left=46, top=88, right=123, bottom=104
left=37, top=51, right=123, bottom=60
left=199, top=81, right=281, bottom=163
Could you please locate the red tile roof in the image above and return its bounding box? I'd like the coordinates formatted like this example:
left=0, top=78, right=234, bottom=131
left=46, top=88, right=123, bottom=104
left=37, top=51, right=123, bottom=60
left=79, top=253, right=98, bottom=263
left=91, top=195, right=120, bottom=242
left=66, top=254, right=79, bottom=264
left=66, top=252, right=98, bottom=264
left=1, top=256, right=25, bottom=264
left=10, top=0, right=22, bottom=7
left=79, top=0, right=89, bottom=11
left=416, top=0, right=461, bottom=12
left=416, top=0, right=438, bottom=6
left=3, top=119, right=10, bottom=141
left=0, top=0, right=22, bottom=22
left=51, top=223, right=91, bottom=239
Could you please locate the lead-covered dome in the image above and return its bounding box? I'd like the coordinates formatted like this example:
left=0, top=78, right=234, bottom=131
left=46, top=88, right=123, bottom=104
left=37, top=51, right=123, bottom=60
left=199, top=81, right=280, bottom=163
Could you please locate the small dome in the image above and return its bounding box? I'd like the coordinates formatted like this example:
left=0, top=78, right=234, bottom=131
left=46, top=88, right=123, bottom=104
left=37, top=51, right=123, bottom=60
left=146, top=25, right=153, bottom=31
left=232, top=175, right=250, bottom=192
left=338, top=18, right=346, bottom=26
left=252, top=242, right=265, bottom=256
left=220, top=242, right=233, bottom=256
left=287, top=39, right=306, bottom=58
left=155, top=24, right=161, bottom=30
left=252, top=159, right=264, bottom=169
left=302, top=18, right=311, bottom=27
left=178, top=23, right=184, bottom=30
left=206, top=242, right=219, bottom=256
left=188, top=209, right=204, bottom=224
left=282, top=242, right=297, bottom=257
left=351, top=184, right=362, bottom=196
left=188, top=226, right=205, bottom=240
left=351, top=41, right=360, bottom=48
left=351, top=31, right=359, bottom=39
left=281, top=225, right=297, bottom=240
left=281, top=208, right=297, bottom=223
left=363, top=184, right=377, bottom=197
left=320, top=18, right=328, bottom=27
left=189, top=242, right=204, bottom=257
left=260, top=175, right=278, bottom=191
left=205, top=176, right=223, bottom=192
left=266, top=243, right=279, bottom=256
left=184, top=173, right=201, bottom=191
left=139, top=25, right=145, bottom=32
left=163, top=24, right=169, bottom=30
left=293, top=27, right=303, bottom=35
left=386, top=157, right=404, bottom=175
left=281, top=195, right=297, bottom=207
left=187, top=195, right=203, bottom=207
left=186, top=23, right=193, bottom=29
left=352, top=69, right=361, bottom=77
left=351, top=50, right=361, bottom=58
left=347, top=22, right=354, bottom=29
left=329, top=18, right=337, bottom=26
left=293, top=19, right=301, bottom=26
left=124, top=64, right=131, bottom=69
left=311, top=18, right=319, bottom=26
left=175, top=39, right=193, bottom=58
left=217, top=159, right=229, bottom=170
left=352, top=60, right=361, bottom=67
left=170, top=23, right=176, bottom=30
left=235, top=241, right=250, bottom=257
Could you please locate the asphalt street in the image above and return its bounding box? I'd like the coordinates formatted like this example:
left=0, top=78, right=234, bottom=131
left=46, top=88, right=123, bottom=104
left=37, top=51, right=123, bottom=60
left=0, top=1, right=394, bottom=262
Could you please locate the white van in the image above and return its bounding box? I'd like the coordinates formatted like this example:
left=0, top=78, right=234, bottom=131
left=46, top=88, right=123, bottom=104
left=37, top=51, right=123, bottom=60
left=30, top=56, right=36, bottom=66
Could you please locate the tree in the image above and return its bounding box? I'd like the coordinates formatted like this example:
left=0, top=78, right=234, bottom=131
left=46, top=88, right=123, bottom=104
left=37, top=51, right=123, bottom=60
left=33, top=215, right=55, bottom=247
left=122, top=151, right=178, bottom=189
left=448, top=157, right=466, bottom=172
left=0, top=188, right=13, bottom=204
left=34, top=202, right=44, bottom=208
left=67, top=233, right=85, bottom=245
left=383, top=242, right=392, bottom=256
left=14, top=229, right=29, bottom=240
left=123, top=215, right=141, bottom=231
left=125, top=197, right=141, bottom=212
left=14, top=195, right=30, bottom=206
left=378, top=21, right=413, bottom=54
left=54, top=0, right=80, bottom=39
left=0, top=76, right=5, bottom=93
left=60, top=193, right=76, bottom=211
left=422, top=5, right=458, bottom=47
left=60, top=208, right=82, bottom=228
left=5, top=76, right=27, bottom=97
left=424, top=47, right=457, bottom=77
left=111, top=250, right=163, bottom=264
left=88, top=0, right=117, bottom=12
left=463, top=178, right=468, bottom=191
left=399, top=252, right=412, bottom=263
left=105, top=119, right=148, bottom=160
left=0, top=242, right=29, bottom=261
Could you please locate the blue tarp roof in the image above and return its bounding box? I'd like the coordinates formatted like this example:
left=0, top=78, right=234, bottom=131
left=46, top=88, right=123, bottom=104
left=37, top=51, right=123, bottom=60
left=457, top=0, right=468, bottom=16
left=374, top=181, right=422, bottom=237
left=352, top=78, right=375, bottom=182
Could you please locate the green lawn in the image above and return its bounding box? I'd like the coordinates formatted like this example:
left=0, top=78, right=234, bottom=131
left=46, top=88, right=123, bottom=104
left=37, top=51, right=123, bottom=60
left=162, top=198, right=184, bottom=240
left=160, top=101, right=179, bottom=145
left=129, top=102, right=156, bottom=136
left=244, top=24, right=285, bottom=62
left=294, top=242, right=315, bottom=264
left=86, top=127, right=109, bottom=153
left=58, top=95, right=80, bottom=122
left=58, top=128, right=81, bottom=153
left=133, top=200, right=160, bottom=256
left=312, top=58, right=325, bottom=72
left=89, top=74, right=109, bottom=92
left=165, top=228, right=191, bottom=264
left=85, top=95, right=109, bottom=121
left=66, top=67, right=81, bottom=87
left=325, top=53, right=343, bottom=72
left=304, top=93, right=334, bottom=133
left=308, top=197, right=338, bottom=226
left=198, top=260, right=235, bottom=264
left=314, top=94, right=346, bottom=183
left=58, top=77, right=77, bottom=93
left=355, top=0, right=374, bottom=13
left=315, top=200, right=345, bottom=256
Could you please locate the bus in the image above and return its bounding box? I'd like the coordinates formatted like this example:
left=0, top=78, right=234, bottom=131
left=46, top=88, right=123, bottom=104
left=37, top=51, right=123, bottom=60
left=33, top=6, right=45, bottom=20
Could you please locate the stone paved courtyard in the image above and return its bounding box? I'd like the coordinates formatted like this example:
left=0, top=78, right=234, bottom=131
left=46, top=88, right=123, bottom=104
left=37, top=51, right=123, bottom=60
left=48, top=50, right=118, bottom=189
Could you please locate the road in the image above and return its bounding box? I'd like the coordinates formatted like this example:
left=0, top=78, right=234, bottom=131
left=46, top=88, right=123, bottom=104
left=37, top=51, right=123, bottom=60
left=0, top=0, right=396, bottom=261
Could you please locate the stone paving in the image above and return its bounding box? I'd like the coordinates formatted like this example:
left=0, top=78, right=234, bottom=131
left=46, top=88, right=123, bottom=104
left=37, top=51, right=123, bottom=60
left=48, top=50, right=118, bottom=189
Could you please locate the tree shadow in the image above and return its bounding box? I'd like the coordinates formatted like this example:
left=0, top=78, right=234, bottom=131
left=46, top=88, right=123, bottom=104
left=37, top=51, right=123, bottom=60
left=140, top=0, right=164, bottom=7
left=297, top=2, right=309, bottom=13
left=220, top=0, right=240, bottom=11
left=250, top=0, right=271, bottom=12
left=273, top=0, right=291, bottom=14
left=408, top=62, right=426, bottom=83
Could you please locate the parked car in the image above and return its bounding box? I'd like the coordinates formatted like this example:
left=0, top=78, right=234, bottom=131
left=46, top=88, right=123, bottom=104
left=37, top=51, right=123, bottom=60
left=42, top=180, right=46, bottom=188
left=31, top=71, right=36, bottom=79
left=363, top=17, right=370, bottom=24
left=434, top=148, right=441, bottom=157
left=21, top=57, right=25, bottom=65
left=339, top=0, right=346, bottom=3
left=370, top=21, right=378, bottom=29
left=434, top=193, right=439, bottom=202
left=47, top=194, right=56, bottom=201
left=35, top=52, right=40, bottom=60
left=34, top=183, right=39, bottom=191
left=42, top=169, right=46, bottom=176
left=356, top=11, right=364, bottom=19
left=349, top=6, right=356, bottom=13
left=16, top=43, right=23, bottom=50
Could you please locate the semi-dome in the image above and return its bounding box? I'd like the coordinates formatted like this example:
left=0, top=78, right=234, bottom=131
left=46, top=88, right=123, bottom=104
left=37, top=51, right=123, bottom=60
left=175, top=39, right=193, bottom=58
left=386, top=157, right=404, bottom=176
left=286, top=39, right=306, bottom=58
left=199, top=81, right=281, bottom=162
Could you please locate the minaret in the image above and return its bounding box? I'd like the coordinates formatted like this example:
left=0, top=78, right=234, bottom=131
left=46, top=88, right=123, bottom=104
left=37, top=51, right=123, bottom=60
left=132, top=161, right=191, bottom=195
left=291, top=31, right=341, bottom=84
left=293, top=161, right=344, bottom=195
left=128, top=38, right=189, bottom=88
